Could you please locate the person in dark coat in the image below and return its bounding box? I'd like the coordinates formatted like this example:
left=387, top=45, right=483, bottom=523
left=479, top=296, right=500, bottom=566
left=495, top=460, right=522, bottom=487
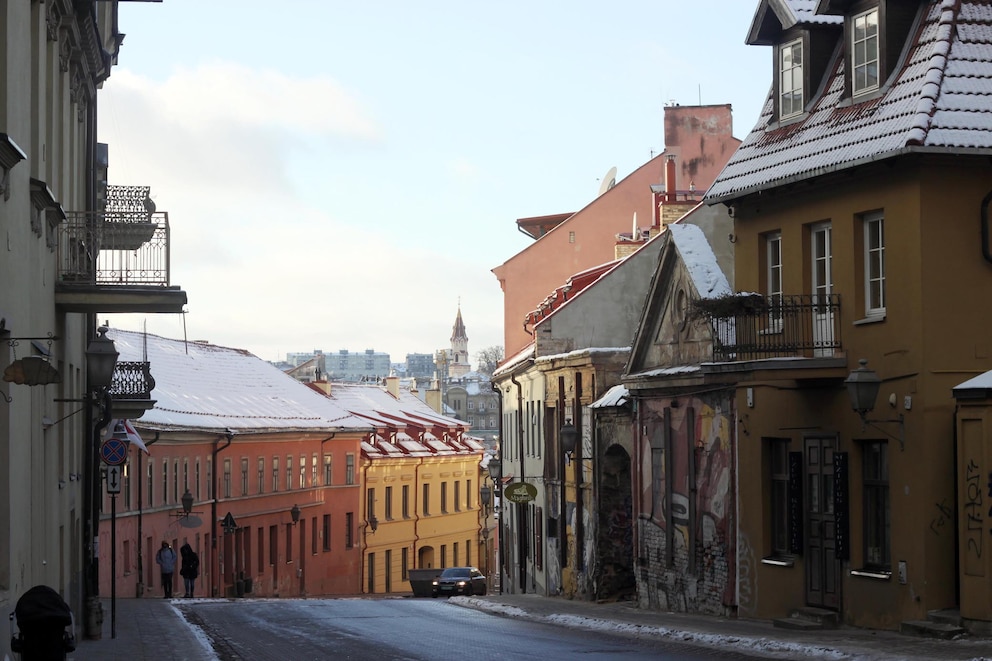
left=179, top=542, right=200, bottom=598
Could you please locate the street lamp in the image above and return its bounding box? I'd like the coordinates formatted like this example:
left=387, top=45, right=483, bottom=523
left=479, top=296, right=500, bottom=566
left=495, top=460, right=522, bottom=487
left=83, top=325, right=119, bottom=640
left=845, top=359, right=905, bottom=450
left=560, top=419, right=578, bottom=458
left=290, top=504, right=301, bottom=525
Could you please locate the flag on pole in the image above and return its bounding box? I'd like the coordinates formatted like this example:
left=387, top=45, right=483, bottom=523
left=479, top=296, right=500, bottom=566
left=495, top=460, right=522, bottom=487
left=110, top=419, right=149, bottom=454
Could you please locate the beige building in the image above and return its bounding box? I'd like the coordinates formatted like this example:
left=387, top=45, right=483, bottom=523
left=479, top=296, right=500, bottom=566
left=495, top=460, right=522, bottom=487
left=1, top=1, right=185, bottom=648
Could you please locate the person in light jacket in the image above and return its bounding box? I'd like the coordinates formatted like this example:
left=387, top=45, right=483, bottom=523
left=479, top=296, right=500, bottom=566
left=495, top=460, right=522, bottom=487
left=155, top=541, right=177, bottom=598
left=179, top=543, right=200, bottom=598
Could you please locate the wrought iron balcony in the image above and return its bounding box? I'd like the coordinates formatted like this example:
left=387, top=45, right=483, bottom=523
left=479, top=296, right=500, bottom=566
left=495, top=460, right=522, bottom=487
left=109, top=360, right=157, bottom=420
left=56, top=185, right=170, bottom=286
left=698, top=293, right=843, bottom=362
left=55, top=185, right=186, bottom=314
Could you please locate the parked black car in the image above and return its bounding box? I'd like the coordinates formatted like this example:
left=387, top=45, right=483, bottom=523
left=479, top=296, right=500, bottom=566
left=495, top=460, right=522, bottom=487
left=431, top=567, right=487, bottom=597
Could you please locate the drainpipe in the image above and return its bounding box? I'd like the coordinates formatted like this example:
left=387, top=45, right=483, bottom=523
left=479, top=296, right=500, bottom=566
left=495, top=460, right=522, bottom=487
left=982, top=189, right=992, bottom=264
left=509, top=370, right=527, bottom=593
left=212, top=431, right=233, bottom=597
left=361, top=448, right=371, bottom=594
left=135, top=431, right=160, bottom=597
left=491, top=380, right=504, bottom=594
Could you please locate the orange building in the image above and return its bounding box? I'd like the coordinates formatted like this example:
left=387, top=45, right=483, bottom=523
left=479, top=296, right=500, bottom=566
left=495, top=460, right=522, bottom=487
left=492, top=104, right=741, bottom=358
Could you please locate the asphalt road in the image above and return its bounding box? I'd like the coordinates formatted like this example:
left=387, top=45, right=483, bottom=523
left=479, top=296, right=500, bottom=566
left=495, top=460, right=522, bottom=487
left=176, top=597, right=767, bottom=660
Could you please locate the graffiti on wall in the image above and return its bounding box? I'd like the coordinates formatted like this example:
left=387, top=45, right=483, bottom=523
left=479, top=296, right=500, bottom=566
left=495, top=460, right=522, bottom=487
left=635, top=392, right=736, bottom=616
left=964, top=458, right=984, bottom=563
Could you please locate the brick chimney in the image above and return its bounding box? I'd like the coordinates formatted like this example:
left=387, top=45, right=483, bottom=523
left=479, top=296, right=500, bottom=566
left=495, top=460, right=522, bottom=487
left=385, top=374, right=400, bottom=399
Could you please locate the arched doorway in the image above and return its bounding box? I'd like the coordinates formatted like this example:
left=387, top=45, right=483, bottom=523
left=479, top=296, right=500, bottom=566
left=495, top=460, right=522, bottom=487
left=596, top=444, right=634, bottom=599
left=418, top=545, right=435, bottom=569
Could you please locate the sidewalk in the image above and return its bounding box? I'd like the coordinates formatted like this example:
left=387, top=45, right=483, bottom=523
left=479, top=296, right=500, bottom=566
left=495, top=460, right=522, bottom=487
left=63, top=594, right=992, bottom=661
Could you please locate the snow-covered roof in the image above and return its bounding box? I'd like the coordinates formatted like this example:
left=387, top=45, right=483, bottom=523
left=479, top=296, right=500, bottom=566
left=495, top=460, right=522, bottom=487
left=109, top=329, right=371, bottom=434
left=590, top=384, right=630, bottom=409
left=493, top=343, right=535, bottom=377
left=953, top=371, right=992, bottom=396
left=668, top=224, right=732, bottom=300
left=708, top=0, right=992, bottom=203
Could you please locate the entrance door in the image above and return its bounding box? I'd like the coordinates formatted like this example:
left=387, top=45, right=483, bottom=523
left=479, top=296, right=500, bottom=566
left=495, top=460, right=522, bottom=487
left=811, top=224, right=834, bottom=356
left=805, top=436, right=841, bottom=610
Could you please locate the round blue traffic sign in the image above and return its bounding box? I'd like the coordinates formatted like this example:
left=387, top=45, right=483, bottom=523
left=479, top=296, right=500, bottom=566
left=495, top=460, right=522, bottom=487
left=100, top=438, right=128, bottom=466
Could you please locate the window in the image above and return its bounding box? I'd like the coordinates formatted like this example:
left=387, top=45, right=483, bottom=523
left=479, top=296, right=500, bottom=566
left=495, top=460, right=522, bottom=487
left=765, top=232, right=783, bottom=331
left=311, top=453, right=318, bottom=487
left=402, top=485, right=410, bottom=519
left=286, top=522, right=293, bottom=562
left=162, top=460, right=169, bottom=505
left=769, top=438, right=791, bottom=557
left=258, top=527, right=265, bottom=573
left=401, top=547, right=409, bottom=580
left=467, top=479, right=472, bottom=510
left=345, top=512, right=354, bottom=548
left=863, top=441, right=890, bottom=570
left=468, top=401, right=475, bottom=410
left=384, top=549, right=392, bottom=593
left=441, top=482, right=448, bottom=513
left=272, top=456, right=279, bottom=492
left=385, top=486, right=393, bottom=520
left=864, top=212, right=886, bottom=317
left=454, top=481, right=461, bottom=512
left=147, top=461, right=154, bottom=507
left=257, top=457, right=265, bottom=494
left=346, top=454, right=355, bottom=485
left=241, top=458, right=249, bottom=496
left=465, top=539, right=471, bottom=566
left=183, top=459, right=189, bottom=493
left=323, top=454, right=332, bottom=486
left=453, top=541, right=459, bottom=567
left=367, top=488, right=375, bottom=523
left=322, top=514, right=331, bottom=551
left=286, top=455, right=292, bottom=490
left=311, top=518, right=318, bottom=555
left=423, top=484, right=430, bottom=516
left=852, top=9, right=879, bottom=95
left=195, top=459, right=201, bottom=500
left=123, top=464, right=131, bottom=509
left=780, top=38, right=804, bottom=118
left=173, top=459, right=179, bottom=503
left=206, top=458, right=212, bottom=500
left=440, top=544, right=447, bottom=568
left=269, top=525, right=278, bottom=564
left=223, top=459, right=231, bottom=499
left=299, top=455, right=306, bottom=489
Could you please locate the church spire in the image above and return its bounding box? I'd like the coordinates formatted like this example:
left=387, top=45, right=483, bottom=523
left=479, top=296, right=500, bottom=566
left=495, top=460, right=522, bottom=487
left=449, top=303, right=470, bottom=378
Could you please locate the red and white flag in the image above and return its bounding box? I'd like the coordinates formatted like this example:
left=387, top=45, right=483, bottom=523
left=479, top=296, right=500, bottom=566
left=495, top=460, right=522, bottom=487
left=110, top=419, right=149, bottom=454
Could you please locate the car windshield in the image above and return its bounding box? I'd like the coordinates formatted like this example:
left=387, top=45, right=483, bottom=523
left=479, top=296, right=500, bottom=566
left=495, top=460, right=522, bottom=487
left=440, top=568, right=470, bottom=579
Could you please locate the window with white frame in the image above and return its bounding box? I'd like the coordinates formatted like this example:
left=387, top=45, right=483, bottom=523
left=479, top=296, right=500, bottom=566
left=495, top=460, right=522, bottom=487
left=765, top=232, right=783, bottom=330
left=852, top=9, right=879, bottom=95
left=864, top=211, right=885, bottom=317
left=779, top=38, right=804, bottom=118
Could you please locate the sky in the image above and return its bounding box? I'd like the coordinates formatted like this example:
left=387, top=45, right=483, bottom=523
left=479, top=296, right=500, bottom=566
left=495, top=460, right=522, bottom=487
left=99, top=1, right=770, bottom=366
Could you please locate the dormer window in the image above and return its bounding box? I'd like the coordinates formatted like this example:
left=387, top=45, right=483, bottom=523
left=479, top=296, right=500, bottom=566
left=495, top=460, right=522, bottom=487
left=852, top=8, right=879, bottom=96
left=779, top=38, right=804, bottom=119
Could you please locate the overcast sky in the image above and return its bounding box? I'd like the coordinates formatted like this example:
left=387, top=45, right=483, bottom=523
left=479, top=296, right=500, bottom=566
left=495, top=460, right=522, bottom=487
left=99, top=1, right=769, bottom=365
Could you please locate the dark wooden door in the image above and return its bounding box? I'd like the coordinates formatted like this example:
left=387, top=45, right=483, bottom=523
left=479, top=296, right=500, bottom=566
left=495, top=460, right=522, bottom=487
left=805, top=436, right=841, bottom=610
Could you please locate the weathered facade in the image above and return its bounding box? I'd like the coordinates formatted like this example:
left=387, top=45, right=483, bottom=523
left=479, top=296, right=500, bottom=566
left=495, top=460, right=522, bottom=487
left=702, top=0, right=992, bottom=632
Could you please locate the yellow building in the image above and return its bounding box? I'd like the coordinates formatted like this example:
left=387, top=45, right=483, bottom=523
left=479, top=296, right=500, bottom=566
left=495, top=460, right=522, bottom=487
left=329, top=378, right=485, bottom=594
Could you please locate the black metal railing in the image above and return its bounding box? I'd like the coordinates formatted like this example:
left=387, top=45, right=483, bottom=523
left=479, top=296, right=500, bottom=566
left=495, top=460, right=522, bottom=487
left=56, top=185, right=171, bottom=286
left=110, top=361, right=155, bottom=399
left=704, top=294, right=842, bottom=361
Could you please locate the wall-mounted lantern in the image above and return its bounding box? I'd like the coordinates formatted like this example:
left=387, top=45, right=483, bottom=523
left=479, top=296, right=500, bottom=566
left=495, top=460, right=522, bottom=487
left=290, top=504, right=301, bottom=525
left=845, top=359, right=905, bottom=450
left=560, top=419, right=578, bottom=458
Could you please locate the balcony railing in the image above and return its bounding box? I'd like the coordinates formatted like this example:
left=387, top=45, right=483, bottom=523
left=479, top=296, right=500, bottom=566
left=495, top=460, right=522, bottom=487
left=701, top=294, right=843, bottom=362
left=110, top=361, right=155, bottom=399
left=56, top=185, right=171, bottom=286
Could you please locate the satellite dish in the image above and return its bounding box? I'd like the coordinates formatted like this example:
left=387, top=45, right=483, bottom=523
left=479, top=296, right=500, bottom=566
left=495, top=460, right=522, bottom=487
left=179, top=515, right=203, bottom=529
left=597, top=166, right=617, bottom=196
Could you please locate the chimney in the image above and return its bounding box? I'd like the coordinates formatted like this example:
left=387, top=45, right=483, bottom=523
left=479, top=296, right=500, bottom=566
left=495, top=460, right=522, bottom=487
left=426, top=381, right=443, bottom=414
left=385, top=374, right=400, bottom=399
left=665, top=154, right=677, bottom=202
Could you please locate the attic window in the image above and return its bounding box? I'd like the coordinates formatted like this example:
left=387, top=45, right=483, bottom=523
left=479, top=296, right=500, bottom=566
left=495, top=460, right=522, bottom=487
left=852, top=8, right=879, bottom=96
left=779, top=38, right=804, bottom=119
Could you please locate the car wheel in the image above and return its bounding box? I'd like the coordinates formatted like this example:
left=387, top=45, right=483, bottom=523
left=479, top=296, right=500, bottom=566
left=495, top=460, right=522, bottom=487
left=478, top=585, right=487, bottom=596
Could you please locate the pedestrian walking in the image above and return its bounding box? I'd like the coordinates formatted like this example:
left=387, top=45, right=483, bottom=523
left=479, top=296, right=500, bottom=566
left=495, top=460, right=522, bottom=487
left=155, top=540, right=177, bottom=598
left=180, top=542, right=200, bottom=598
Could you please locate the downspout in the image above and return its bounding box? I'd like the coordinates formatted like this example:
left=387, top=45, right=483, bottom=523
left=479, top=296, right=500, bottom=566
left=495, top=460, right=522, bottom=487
left=491, top=380, right=504, bottom=593
left=212, top=431, right=233, bottom=597
left=135, top=431, right=160, bottom=597
left=361, top=447, right=370, bottom=594
left=509, top=369, right=527, bottom=593
left=413, top=457, right=424, bottom=570
left=982, top=189, right=992, bottom=264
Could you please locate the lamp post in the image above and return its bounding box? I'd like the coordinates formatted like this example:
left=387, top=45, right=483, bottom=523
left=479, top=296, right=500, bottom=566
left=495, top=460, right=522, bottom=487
left=83, top=326, right=118, bottom=640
